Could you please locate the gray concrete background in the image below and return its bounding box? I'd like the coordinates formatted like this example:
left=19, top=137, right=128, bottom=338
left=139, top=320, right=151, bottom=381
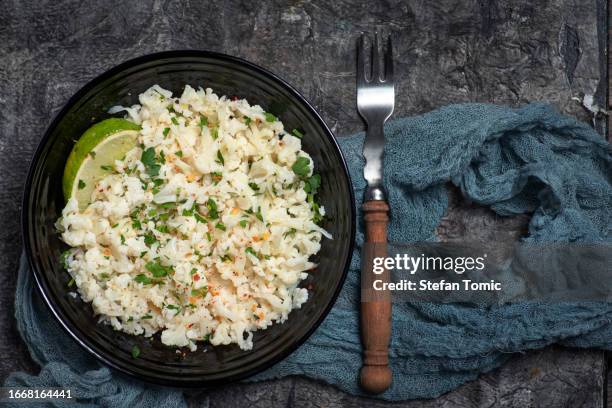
left=0, top=0, right=608, bottom=406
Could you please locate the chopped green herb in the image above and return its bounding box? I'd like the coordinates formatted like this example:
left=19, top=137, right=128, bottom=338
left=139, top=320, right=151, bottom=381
left=206, top=232, right=212, bottom=241
left=155, top=224, right=169, bottom=233
left=120, top=234, right=126, bottom=245
left=239, top=219, right=248, bottom=228
left=99, top=273, right=110, bottom=280
left=255, top=208, right=263, bottom=222
left=147, top=209, right=157, bottom=217
left=143, top=232, right=157, bottom=247
left=131, top=345, right=140, bottom=358
left=77, top=179, right=86, bottom=190
left=158, top=213, right=170, bottom=222
left=215, top=150, right=224, bottom=165
left=264, top=112, right=276, bottom=122
left=89, top=151, right=96, bottom=159
left=248, top=182, right=260, bottom=192
left=199, top=116, right=208, bottom=129
left=159, top=150, right=166, bottom=164
left=308, top=193, right=324, bottom=224
left=163, top=127, right=170, bottom=137
left=100, top=165, right=114, bottom=171
left=191, top=287, right=208, bottom=297
left=206, top=199, right=218, bottom=219
left=171, top=117, right=179, bottom=126
left=215, top=222, right=226, bottom=231
left=152, top=179, right=164, bottom=187
left=145, top=261, right=172, bottom=278
left=165, top=304, right=181, bottom=314
left=60, top=250, right=71, bottom=269
left=141, top=147, right=161, bottom=177
left=245, top=247, right=258, bottom=258
left=292, top=156, right=310, bottom=177
left=141, top=314, right=153, bottom=320
left=211, top=127, right=219, bottom=140
left=67, top=277, right=75, bottom=287
left=158, top=202, right=175, bottom=209
left=132, top=219, right=142, bottom=229
left=112, top=223, right=119, bottom=228
left=203, top=334, right=211, bottom=342
left=220, top=254, right=233, bottom=262
left=190, top=268, right=198, bottom=276
left=175, top=150, right=183, bottom=158
left=291, top=128, right=304, bottom=138
left=194, top=212, right=206, bottom=223
left=283, top=228, right=297, bottom=238
left=244, top=116, right=252, bottom=125
left=182, top=202, right=196, bottom=216
left=304, top=174, right=321, bottom=194
left=134, top=274, right=152, bottom=284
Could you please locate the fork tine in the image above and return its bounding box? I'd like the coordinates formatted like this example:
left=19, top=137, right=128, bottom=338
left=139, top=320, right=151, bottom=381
left=384, top=35, right=393, bottom=82
left=371, top=32, right=380, bottom=81
left=357, top=33, right=368, bottom=85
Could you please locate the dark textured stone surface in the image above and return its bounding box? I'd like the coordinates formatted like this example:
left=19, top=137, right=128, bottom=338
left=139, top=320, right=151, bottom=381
left=198, top=346, right=604, bottom=408
left=0, top=0, right=607, bottom=406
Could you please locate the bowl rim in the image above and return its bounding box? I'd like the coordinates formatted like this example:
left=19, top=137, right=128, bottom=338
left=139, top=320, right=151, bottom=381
left=21, top=49, right=356, bottom=387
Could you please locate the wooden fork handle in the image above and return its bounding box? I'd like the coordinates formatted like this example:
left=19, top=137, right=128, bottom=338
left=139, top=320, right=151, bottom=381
left=360, top=199, right=392, bottom=393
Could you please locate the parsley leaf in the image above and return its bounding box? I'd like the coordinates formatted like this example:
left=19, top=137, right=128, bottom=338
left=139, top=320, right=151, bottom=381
left=292, top=157, right=310, bottom=177
left=245, top=247, right=258, bottom=258
left=143, top=232, right=157, bottom=247
left=131, top=345, right=141, bottom=358
left=134, top=274, right=152, bottom=284
left=141, top=147, right=161, bottom=177
left=211, top=127, right=219, bottom=140
left=264, top=112, right=276, bottom=122
left=199, top=116, right=208, bottom=129
left=216, top=150, right=224, bottom=166
left=248, top=182, right=260, bottom=191
left=165, top=304, right=181, bottom=315
left=206, top=199, right=218, bottom=219
left=191, top=287, right=208, bottom=298
left=163, top=127, right=170, bottom=137
left=303, top=174, right=321, bottom=194
left=215, top=222, right=226, bottom=231
left=77, top=180, right=86, bottom=190
left=145, top=261, right=172, bottom=278
left=291, top=128, right=304, bottom=138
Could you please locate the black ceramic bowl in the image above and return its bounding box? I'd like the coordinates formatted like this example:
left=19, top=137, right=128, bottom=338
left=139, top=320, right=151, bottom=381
left=22, top=51, right=355, bottom=386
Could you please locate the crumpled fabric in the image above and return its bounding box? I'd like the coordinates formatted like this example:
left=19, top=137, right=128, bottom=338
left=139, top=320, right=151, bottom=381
left=6, top=103, right=612, bottom=404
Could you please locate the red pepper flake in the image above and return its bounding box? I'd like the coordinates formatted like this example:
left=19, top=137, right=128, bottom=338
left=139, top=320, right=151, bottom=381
left=193, top=274, right=200, bottom=281
left=187, top=323, right=194, bottom=328
left=231, top=95, right=239, bottom=101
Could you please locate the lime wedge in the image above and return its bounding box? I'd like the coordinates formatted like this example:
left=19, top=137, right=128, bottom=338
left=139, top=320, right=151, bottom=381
left=63, top=118, right=141, bottom=210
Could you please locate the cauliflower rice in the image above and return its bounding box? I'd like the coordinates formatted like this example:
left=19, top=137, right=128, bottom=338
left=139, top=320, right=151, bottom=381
left=57, top=85, right=329, bottom=351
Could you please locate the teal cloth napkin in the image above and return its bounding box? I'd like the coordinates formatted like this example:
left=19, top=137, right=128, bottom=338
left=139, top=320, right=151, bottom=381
left=5, top=103, right=612, bottom=405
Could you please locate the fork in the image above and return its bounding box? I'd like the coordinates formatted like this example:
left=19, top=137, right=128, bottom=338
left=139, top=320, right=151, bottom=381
left=357, top=32, right=395, bottom=394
